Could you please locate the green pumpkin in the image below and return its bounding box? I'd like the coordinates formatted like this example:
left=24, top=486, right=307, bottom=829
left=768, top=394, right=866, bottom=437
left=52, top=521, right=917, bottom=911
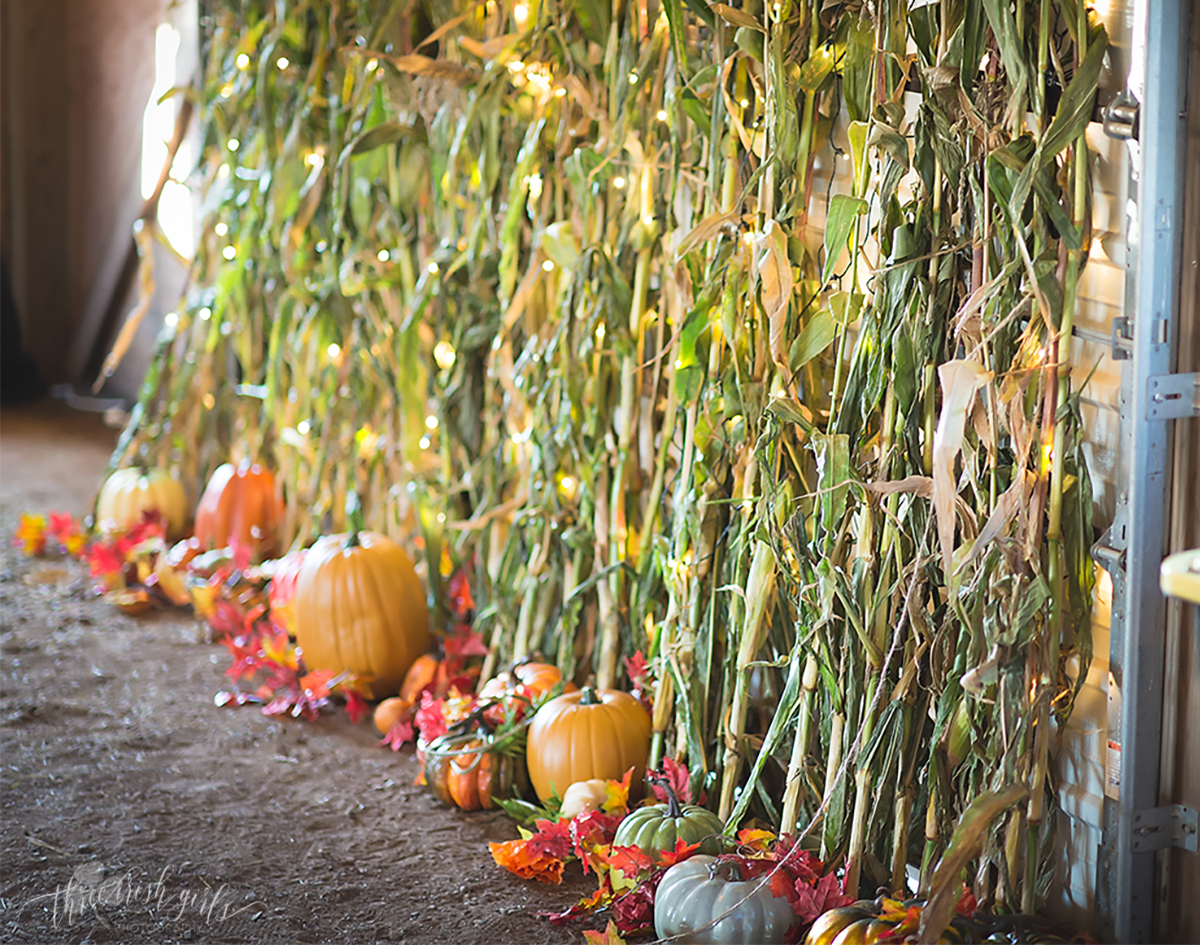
left=613, top=778, right=725, bottom=863
left=654, top=854, right=800, bottom=944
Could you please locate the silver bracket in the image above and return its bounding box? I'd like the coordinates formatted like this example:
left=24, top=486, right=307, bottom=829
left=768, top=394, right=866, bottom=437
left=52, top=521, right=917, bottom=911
left=1112, top=316, right=1133, bottom=361
left=1146, top=372, right=1200, bottom=420
left=1130, top=804, right=1199, bottom=853
left=1103, top=89, right=1140, bottom=141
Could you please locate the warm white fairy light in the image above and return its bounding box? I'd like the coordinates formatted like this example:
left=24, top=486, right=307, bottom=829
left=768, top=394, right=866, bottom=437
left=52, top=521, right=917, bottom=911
left=613, top=176, right=626, bottom=189
left=656, top=109, right=668, bottom=121
left=513, top=3, right=529, bottom=25
left=222, top=245, right=237, bottom=260
left=199, top=307, right=212, bottom=321
left=508, top=60, right=526, bottom=73
left=427, top=261, right=439, bottom=274
left=236, top=53, right=250, bottom=70
left=542, top=259, right=555, bottom=272
left=739, top=99, right=749, bottom=109
left=276, top=57, right=289, bottom=69
left=297, top=420, right=311, bottom=435
left=366, top=58, right=378, bottom=71
left=377, top=249, right=390, bottom=261
left=164, top=312, right=178, bottom=328
left=306, top=151, right=324, bottom=168
left=554, top=87, right=566, bottom=98
left=628, top=72, right=639, bottom=84
left=327, top=343, right=341, bottom=358
left=434, top=340, right=457, bottom=369
left=228, top=138, right=240, bottom=151
left=425, top=415, right=439, bottom=430
left=526, top=172, right=544, bottom=200
left=419, top=435, right=432, bottom=450
left=214, top=222, right=228, bottom=236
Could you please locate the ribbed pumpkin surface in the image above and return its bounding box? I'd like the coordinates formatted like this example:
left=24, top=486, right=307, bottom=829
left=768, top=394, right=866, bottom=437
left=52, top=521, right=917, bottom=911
left=526, top=687, right=651, bottom=801
left=96, top=468, right=188, bottom=538
left=292, top=532, right=431, bottom=697
left=194, top=461, right=283, bottom=558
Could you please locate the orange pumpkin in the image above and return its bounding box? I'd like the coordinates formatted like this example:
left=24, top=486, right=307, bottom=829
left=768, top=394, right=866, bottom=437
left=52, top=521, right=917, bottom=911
left=423, top=733, right=530, bottom=811
left=293, top=531, right=431, bottom=697
left=400, top=653, right=446, bottom=704
left=526, top=686, right=652, bottom=801
left=478, top=661, right=576, bottom=701
left=194, top=460, right=283, bottom=559
left=374, top=696, right=410, bottom=735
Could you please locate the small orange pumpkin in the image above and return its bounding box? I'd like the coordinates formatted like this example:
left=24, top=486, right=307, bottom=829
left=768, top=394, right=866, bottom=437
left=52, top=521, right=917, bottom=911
left=293, top=531, right=430, bottom=697
left=96, top=467, right=188, bottom=538
left=526, top=686, right=652, bottom=801
left=478, top=661, right=575, bottom=701
left=400, top=653, right=446, bottom=704
left=423, top=733, right=530, bottom=811
left=194, top=460, right=283, bottom=559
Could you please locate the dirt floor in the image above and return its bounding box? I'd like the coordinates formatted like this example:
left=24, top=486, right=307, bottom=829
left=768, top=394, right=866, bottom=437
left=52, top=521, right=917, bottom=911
left=0, top=401, right=588, bottom=944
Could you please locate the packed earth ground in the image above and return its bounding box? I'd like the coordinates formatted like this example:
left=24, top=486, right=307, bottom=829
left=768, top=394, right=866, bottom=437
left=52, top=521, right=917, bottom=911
left=0, top=400, right=585, bottom=944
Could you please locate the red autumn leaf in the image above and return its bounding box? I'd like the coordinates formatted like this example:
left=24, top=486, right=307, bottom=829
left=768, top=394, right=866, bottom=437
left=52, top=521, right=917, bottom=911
left=790, top=871, right=856, bottom=924
left=414, top=691, right=449, bottom=742
left=444, top=629, right=488, bottom=660
left=605, top=844, right=655, bottom=879
left=570, top=809, right=625, bottom=873
left=447, top=569, right=475, bottom=616
left=343, top=688, right=370, bottom=724
left=657, top=837, right=702, bottom=867
left=380, top=719, right=415, bottom=750
left=528, top=818, right=573, bottom=861
left=226, top=536, right=253, bottom=572
left=649, top=756, right=693, bottom=805
left=624, top=650, right=652, bottom=687
left=612, top=870, right=663, bottom=936
left=772, top=834, right=822, bottom=885
left=84, top=542, right=126, bottom=579
left=954, top=884, right=978, bottom=917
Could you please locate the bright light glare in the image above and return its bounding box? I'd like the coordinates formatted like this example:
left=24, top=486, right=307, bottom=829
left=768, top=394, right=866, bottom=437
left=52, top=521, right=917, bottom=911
left=327, top=343, right=341, bottom=358
left=222, top=245, right=237, bottom=260
left=377, top=249, right=391, bottom=262
left=613, top=176, right=626, bottom=189
left=542, top=259, right=555, bottom=272
left=513, top=3, right=529, bottom=25
left=425, top=415, right=439, bottom=430
left=214, top=222, right=228, bottom=236
left=297, top=420, right=311, bottom=435
left=276, top=57, right=289, bottom=70
left=141, top=23, right=194, bottom=257
left=236, top=53, right=250, bottom=70
left=228, top=138, right=240, bottom=151
left=427, top=261, right=440, bottom=274
left=164, top=312, right=179, bottom=328
left=434, top=341, right=457, bottom=369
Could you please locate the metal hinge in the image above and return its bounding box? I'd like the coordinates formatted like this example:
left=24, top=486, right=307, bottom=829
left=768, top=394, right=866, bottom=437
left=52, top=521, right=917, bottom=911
left=1129, top=804, right=1199, bottom=853
left=1146, top=372, right=1200, bottom=420
left=1111, top=316, right=1133, bottom=361
left=1103, top=89, right=1140, bottom=141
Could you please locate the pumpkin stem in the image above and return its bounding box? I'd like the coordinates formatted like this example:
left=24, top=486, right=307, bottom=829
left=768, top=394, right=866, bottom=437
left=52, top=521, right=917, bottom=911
left=648, top=770, right=684, bottom=818
left=579, top=686, right=602, bottom=706
left=710, top=858, right=744, bottom=883
left=345, top=531, right=362, bottom=549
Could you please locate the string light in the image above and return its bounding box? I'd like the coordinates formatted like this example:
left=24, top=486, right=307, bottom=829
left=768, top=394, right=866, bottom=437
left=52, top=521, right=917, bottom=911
left=366, top=58, right=378, bottom=71
left=327, top=343, right=341, bottom=358
left=427, top=261, right=439, bottom=274
left=214, top=222, right=228, bottom=236
left=425, top=415, right=439, bottom=430
left=222, top=245, right=237, bottom=260
left=434, top=340, right=457, bottom=369
left=276, top=57, right=289, bottom=69
left=513, top=2, right=529, bottom=25
left=656, top=109, right=668, bottom=121
left=228, top=138, right=240, bottom=151
left=377, top=249, right=390, bottom=261
left=164, top=312, right=178, bottom=328
left=236, top=53, right=250, bottom=70
left=297, top=420, right=311, bottom=435
left=628, top=72, right=639, bottom=84
left=613, top=176, right=626, bottom=189
left=542, top=259, right=555, bottom=272
left=419, top=435, right=432, bottom=450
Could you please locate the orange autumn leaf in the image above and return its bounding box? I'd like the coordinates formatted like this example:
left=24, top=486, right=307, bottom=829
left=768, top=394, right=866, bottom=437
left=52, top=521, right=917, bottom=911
left=300, top=669, right=336, bottom=701
left=489, top=839, right=565, bottom=885
left=14, top=514, right=47, bottom=556
left=603, top=767, right=633, bottom=814
left=658, top=837, right=702, bottom=867
left=737, top=827, right=777, bottom=852
left=582, top=919, right=627, bottom=945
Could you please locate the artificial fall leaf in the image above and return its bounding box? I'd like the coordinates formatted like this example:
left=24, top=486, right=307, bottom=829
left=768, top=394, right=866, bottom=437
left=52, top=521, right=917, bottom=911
left=447, top=569, right=475, bottom=616
left=569, top=809, right=624, bottom=873
left=300, top=668, right=335, bottom=701
left=13, top=514, right=48, bottom=556
left=649, top=756, right=693, bottom=805
left=611, top=871, right=663, bottom=936
left=342, top=687, right=371, bottom=724
left=444, top=628, right=488, bottom=661
left=790, top=871, right=856, bottom=924
left=414, top=691, right=450, bottom=742
left=605, top=844, right=655, bottom=880
left=657, top=837, right=702, bottom=867
left=260, top=627, right=298, bottom=670
left=582, top=919, right=627, bottom=945
left=603, top=768, right=633, bottom=814
left=488, top=838, right=565, bottom=885
left=736, top=827, right=777, bottom=852
left=380, top=718, right=415, bottom=750
left=955, top=884, right=978, bottom=916
left=536, top=878, right=614, bottom=925
left=528, top=818, right=573, bottom=861
left=104, top=587, right=154, bottom=614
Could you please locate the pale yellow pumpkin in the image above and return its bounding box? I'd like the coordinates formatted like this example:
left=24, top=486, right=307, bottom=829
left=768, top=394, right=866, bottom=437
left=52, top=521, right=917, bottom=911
left=96, top=468, right=188, bottom=538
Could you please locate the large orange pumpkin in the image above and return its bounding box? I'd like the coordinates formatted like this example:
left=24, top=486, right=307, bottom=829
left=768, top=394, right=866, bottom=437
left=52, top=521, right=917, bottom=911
left=526, top=686, right=652, bottom=802
left=292, top=531, right=430, bottom=697
left=194, top=460, right=283, bottom=559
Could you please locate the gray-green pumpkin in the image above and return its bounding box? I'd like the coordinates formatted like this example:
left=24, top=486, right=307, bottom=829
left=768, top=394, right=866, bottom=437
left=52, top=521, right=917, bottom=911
left=612, top=777, right=725, bottom=864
